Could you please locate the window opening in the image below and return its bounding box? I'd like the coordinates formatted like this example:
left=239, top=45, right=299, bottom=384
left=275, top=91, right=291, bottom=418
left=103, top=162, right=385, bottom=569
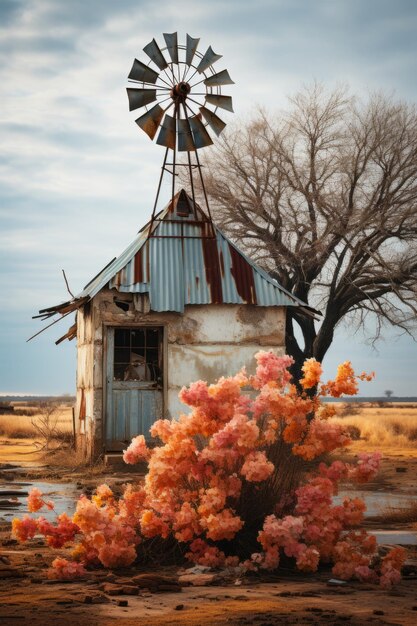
left=113, top=327, right=163, bottom=386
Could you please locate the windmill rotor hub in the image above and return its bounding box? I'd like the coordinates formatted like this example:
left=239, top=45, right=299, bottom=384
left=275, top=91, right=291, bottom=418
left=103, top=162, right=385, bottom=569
left=171, top=81, right=191, bottom=101
left=127, top=33, right=234, bottom=152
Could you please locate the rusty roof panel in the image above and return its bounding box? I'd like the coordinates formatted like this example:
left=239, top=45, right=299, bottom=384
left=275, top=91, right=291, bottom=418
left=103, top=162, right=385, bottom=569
left=183, top=236, right=211, bottom=305
left=150, top=230, right=184, bottom=312
left=215, top=233, right=244, bottom=304
left=79, top=190, right=303, bottom=312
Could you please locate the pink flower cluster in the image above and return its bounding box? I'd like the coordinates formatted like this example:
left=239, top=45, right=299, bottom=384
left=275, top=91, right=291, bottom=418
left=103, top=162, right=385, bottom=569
left=37, top=513, right=79, bottom=548
left=71, top=488, right=141, bottom=568
left=47, top=557, right=86, bottom=580
left=27, top=487, right=54, bottom=513
left=380, top=547, right=407, bottom=589
left=12, top=352, right=404, bottom=588
left=123, top=434, right=150, bottom=464
left=12, top=488, right=79, bottom=550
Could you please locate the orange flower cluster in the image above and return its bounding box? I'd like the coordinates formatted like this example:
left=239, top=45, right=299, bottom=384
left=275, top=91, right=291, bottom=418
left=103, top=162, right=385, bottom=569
left=321, top=361, right=375, bottom=397
left=12, top=352, right=404, bottom=588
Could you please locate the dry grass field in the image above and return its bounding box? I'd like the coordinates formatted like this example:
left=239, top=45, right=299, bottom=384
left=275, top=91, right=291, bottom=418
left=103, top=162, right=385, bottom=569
left=330, top=402, right=417, bottom=452
left=0, top=402, right=73, bottom=439
left=0, top=402, right=74, bottom=466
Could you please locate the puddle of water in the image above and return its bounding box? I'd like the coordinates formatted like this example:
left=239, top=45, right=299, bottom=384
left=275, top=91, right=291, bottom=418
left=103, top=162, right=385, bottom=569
left=337, top=490, right=416, bottom=517
left=0, top=480, right=79, bottom=521
left=371, top=530, right=417, bottom=545
left=336, top=490, right=417, bottom=545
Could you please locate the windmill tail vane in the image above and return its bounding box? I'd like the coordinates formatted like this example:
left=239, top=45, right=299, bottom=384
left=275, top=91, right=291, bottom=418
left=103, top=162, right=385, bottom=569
left=126, top=32, right=234, bottom=237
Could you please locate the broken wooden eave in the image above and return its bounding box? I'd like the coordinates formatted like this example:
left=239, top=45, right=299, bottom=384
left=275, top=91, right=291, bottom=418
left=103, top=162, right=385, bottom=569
left=27, top=297, right=89, bottom=343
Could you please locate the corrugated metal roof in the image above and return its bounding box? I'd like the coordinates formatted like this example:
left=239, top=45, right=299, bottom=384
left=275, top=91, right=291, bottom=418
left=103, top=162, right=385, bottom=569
left=78, top=189, right=306, bottom=313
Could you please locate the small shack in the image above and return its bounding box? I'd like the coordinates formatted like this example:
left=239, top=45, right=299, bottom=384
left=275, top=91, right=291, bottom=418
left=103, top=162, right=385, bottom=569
left=40, top=189, right=308, bottom=461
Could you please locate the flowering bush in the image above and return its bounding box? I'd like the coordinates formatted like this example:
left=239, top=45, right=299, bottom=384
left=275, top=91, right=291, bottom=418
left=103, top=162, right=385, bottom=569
left=12, top=353, right=406, bottom=586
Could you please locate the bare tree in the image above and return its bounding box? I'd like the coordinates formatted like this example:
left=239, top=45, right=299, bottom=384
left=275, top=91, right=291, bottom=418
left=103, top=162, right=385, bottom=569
left=195, top=85, right=417, bottom=378
left=31, top=401, right=61, bottom=451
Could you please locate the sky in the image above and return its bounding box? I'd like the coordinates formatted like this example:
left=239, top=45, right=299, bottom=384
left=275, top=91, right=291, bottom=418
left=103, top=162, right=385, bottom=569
left=1, top=0, right=416, bottom=396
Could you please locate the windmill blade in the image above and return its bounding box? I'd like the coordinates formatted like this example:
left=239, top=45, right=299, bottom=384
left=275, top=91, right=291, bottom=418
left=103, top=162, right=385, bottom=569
left=177, top=118, right=195, bottom=152
left=163, top=32, right=178, bottom=64
left=143, top=38, right=168, bottom=71
left=199, top=106, right=226, bottom=136
left=204, top=69, right=234, bottom=87
left=135, top=103, right=165, bottom=140
left=186, top=34, right=200, bottom=66
left=126, top=88, right=157, bottom=111
left=205, top=94, right=234, bottom=113
left=128, top=59, right=159, bottom=84
left=156, top=114, right=176, bottom=150
left=196, top=46, right=222, bottom=73
left=189, top=115, right=213, bottom=149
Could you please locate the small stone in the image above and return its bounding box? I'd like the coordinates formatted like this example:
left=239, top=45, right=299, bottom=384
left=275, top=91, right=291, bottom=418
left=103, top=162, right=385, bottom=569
left=327, top=578, right=347, bottom=586
left=121, top=586, right=138, bottom=595
left=117, top=599, right=128, bottom=607
left=178, top=573, right=216, bottom=586
left=100, top=583, right=124, bottom=595
left=175, top=604, right=184, bottom=610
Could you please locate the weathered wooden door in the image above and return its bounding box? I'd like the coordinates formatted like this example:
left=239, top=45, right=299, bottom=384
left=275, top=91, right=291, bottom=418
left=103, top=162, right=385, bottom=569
left=105, top=326, right=163, bottom=450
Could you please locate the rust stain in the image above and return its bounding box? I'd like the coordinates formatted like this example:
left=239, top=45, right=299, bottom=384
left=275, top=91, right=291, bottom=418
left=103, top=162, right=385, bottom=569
left=195, top=276, right=199, bottom=287
left=79, top=389, right=86, bottom=421
left=134, top=248, right=143, bottom=283
left=202, top=237, right=223, bottom=304
left=237, top=305, right=266, bottom=324
left=228, top=243, right=257, bottom=304
left=219, top=249, right=225, bottom=277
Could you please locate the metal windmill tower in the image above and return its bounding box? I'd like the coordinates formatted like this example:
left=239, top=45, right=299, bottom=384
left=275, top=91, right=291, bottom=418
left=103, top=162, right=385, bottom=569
left=126, top=32, right=234, bottom=238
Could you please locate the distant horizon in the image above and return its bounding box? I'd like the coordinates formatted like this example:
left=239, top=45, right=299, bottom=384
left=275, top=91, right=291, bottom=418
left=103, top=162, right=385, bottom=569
left=1, top=393, right=417, bottom=402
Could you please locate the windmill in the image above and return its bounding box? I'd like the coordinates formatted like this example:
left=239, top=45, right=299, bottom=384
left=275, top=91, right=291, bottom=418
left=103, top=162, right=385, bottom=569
left=126, top=33, right=234, bottom=236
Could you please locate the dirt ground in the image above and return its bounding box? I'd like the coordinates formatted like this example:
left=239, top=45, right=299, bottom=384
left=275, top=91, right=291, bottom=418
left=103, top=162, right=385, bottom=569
left=1, top=558, right=417, bottom=626
left=0, top=403, right=416, bottom=625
